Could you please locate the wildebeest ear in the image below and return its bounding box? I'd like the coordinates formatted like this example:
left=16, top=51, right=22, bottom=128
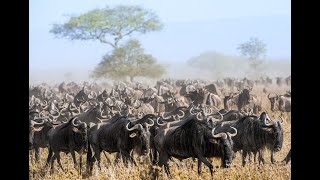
left=72, top=127, right=81, bottom=133
left=32, top=126, right=44, bottom=132
left=129, top=133, right=137, bottom=138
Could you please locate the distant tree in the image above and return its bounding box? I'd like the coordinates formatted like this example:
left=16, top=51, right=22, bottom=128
left=50, top=6, right=163, bottom=49
left=91, top=39, right=165, bottom=82
left=237, top=37, right=267, bottom=70
left=50, top=5, right=165, bottom=81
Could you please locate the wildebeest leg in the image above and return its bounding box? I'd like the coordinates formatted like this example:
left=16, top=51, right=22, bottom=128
left=71, top=150, right=78, bottom=168
left=86, top=143, right=94, bottom=175
left=248, top=152, right=252, bottom=163
left=50, top=153, right=57, bottom=175
left=45, top=148, right=53, bottom=169
left=197, top=160, right=202, bottom=176
left=79, top=152, right=83, bottom=175
left=34, top=147, right=40, bottom=162
left=194, top=148, right=213, bottom=177
left=94, top=149, right=102, bottom=170
left=258, top=150, right=265, bottom=165
left=56, top=152, right=65, bottom=172
left=253, top=151, right=257, bottom=163
left=271, top=151, right=275, bottom=164
left=114, top=152, right=121, bottom=164
left=242, top=150, right=248, bottom=167
left=149, top=149, right=154, bottom=164
left=158, top=152, right=170, bottom=177
left=102, top=151, right=112, bottom=165
left=121, top=151, right=137, bottom=166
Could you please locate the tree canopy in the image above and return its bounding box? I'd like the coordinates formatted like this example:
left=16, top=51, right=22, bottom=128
left=91, top=39, right=165, bottom=81
left=237, top=37, right=267, bottom=70
left=237, top=37, right=267, bottom=60
left=50, top=5, right=163, bottom=49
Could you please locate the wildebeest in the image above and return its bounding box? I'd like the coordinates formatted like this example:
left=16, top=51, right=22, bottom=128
left=224, top=87, right=253, bottom=112
left=30, top=118, right=58, bottom=161
left=45, top=117, right=88, bottom=174
left=213, top=112, right=284, bottom=166
left=154, top=116, right=237, bottom=177
left=215, top=110, right=245, bottom=122
left=86, top=114, right=155, bottom=175
left=75, top=102, right=112, bottom=125
left=237, top=87, right=252, bottom=111
left=73, top=87, right=89, bottom=107
left=97, top=90, right=109, bottom=102
left=268, top=93, right=291, bottom=112
left=29, top=118, right=45, bottom=150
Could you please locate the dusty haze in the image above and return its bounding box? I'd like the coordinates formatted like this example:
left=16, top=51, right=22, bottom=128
left=30, top=58, right=290, bottom=86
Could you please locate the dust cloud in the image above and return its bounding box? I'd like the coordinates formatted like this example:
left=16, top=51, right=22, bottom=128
left=29, top=55, right=290, bottom=85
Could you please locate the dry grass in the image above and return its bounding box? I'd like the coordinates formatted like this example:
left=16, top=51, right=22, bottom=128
left=29, top=84, right=291, bottom=180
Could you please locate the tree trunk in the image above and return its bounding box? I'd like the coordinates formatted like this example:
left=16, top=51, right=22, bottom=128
left=130, top=76, right=134, bottom=82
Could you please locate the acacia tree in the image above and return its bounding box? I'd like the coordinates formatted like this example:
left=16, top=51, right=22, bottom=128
left=50, top=6, right=165, bottom=81
left=237, top=37, right=267, bottom=70
left=51, top=6, right=163, bottom=49
left=91, top=39, right=165, bottom=82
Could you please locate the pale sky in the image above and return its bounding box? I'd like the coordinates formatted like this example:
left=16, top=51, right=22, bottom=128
left=30, top=0, right=291, bottom=74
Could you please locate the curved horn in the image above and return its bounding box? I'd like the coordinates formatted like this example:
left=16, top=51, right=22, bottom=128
left=227, top=126, right=238, bottom=137
left=196, top=112, right=204, bottom=120
left=72, top=118, right=80, bottom=127
left=173, top=115, right=180, bottom=121
left=30, top=119, right=45, bottom=126
left=263, top=117, right=273, bottom=126
left=156, top=117, right=167, bottom=125
left=189, top=106, right=197, bottom=115
left=69, top=103, right=78, bottom=111
left=211, top=128, right=226, bottom=138
left=146, top=118, right=155, bottom=127
left=161, top=112, right=172, bottom=120
left=60, top=107, right=68, bottom=116
left=61, top=116, right=69, bottom=123
left=177, top=110, right=185, bottom=118
left=100, top=109, right=108, bottom=119
left=126, top=123, right=143, bottom=131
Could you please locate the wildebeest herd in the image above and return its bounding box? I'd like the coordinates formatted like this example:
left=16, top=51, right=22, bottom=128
left=29, top=76, right=291, bottom=179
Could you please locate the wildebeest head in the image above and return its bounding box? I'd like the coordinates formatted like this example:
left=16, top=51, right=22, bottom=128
left=268, top=93, right=279, bottom=112
left=126, top=117, right=154, bottom=155
left=74, top=88, right=89, bottom=106
left=259, top=112, right=284, bottom=152
left=223, top=95, right=232, bottom=110
left=210, top=127, right=237, bottom=168
left=29, top=119, right=45, bottom=149
left=71, top=118, right=88, bottom=150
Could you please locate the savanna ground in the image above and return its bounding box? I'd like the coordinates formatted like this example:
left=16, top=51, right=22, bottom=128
left=29, top=84, right=291, bottom=180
